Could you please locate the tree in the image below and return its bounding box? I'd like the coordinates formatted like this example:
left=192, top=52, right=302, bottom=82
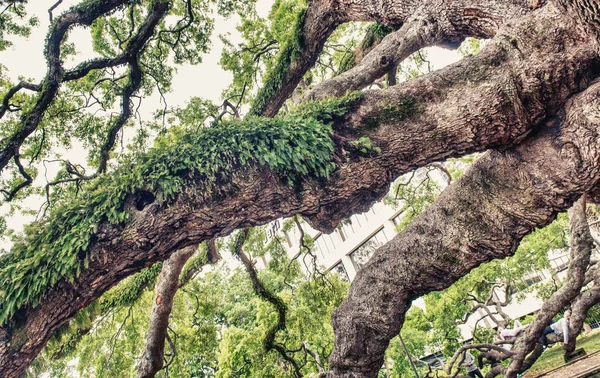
left=2, top=1, right=600, bottom=377
left=31, top=224, right=349, bottom=378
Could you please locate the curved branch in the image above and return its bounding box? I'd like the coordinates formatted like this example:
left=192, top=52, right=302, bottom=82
left=0, top=6, right=598, bottom=377
left=505, top=197, right=594, bottom=377
left=0, top=0, right=170, bottom=198
left=0, top=81, right=41, bottom=120
left=234, top=229, right=302, bottom=378
left=1, top=153, right=31, bottom=201
left=0, top=0, right=133, bottom=174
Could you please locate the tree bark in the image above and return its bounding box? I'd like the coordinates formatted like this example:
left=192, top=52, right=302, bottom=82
left=307, top=0, right=534, bottom=100
left=137, top=245, right=197, bottom=378
left=565, top=241, right=600, bottom=354
left=326, top=80, right=600, bottom=377
left=502, top=197, right=593, bottom=377
left=0, top=5, right=599, bottom=377
left=251, top=0, right=535, bottom=116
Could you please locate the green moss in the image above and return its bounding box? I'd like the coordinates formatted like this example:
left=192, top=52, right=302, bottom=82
left=363, top=96, right=418, bottom=129
left=248, top=3, right=308, bottom=116
left=347, top=136, right=381, bottom=155
left=179, top=245, right=208, bottom=286
left=361, top=23, right=394, bottom=50
left=99, top=262, right=162, bottom=311
left=0, top=92, right=360, bottom=326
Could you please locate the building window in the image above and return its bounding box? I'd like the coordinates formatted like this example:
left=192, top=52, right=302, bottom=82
left=283, top=230, right=293, bottom=247
left=349, top=228, right=388, bottom=270
left=325, top=234, right=337, bottom=251
left=330, top=262, right=350, bottom=281
left=523, top=271, right=545, bottom=286
left=342, top=219, right=356, bottom=235
left=550, top=255, right=569, bottom=272
left=313, top=235, right=326, bottom=258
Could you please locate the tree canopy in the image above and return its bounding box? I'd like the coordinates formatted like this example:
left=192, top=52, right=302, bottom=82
left=1, top=0, right=600, bottom=377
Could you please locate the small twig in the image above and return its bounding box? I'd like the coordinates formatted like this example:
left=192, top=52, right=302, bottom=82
left=48, top=0, right=63, bottom=22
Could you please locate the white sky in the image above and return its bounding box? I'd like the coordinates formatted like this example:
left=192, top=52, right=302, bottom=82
left=0, top=1, right=463, bottom=250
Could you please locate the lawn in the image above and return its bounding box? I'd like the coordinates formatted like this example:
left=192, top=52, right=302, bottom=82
left=522, top=330, right=600, bottom=377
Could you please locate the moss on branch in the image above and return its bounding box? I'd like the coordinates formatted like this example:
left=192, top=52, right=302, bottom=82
left=0, top=92, right=360, bottom=326
left=248, top=3, right=308, bottom=116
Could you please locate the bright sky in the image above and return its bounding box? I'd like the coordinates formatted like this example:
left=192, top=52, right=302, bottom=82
left=0, top=1, right=463, bottom=250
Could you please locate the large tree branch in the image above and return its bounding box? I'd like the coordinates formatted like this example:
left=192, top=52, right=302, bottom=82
left=251, top=0, right=536, bottom=117
left=0, top=6, right=598, bottom=377
left=137, top=245, right=196, bottom=378
left=326, top=78, right=600, bottom=377
left=503, top=196, right=593, bottom=377
left=307, top=0, right=535, bottom=100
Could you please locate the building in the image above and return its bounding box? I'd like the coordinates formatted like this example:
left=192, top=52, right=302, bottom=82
left=260, top=166, right=599, bottom=342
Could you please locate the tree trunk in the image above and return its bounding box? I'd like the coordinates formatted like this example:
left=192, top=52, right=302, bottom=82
left=327, top=80, right=600, bottom=377
left=137, top=246, right=197, bottom=378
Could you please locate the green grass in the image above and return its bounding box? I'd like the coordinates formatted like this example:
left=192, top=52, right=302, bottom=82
left=523, top=330, right=600, bottom=377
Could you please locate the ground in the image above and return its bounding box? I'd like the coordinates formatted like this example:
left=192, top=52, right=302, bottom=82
left=521, top=331, right=600, bottom=377
left=529, top=351, right=600, bottom=377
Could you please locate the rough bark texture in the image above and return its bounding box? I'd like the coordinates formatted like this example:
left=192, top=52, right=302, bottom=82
left=253, top=0, right=536, bottom=116
left=137, top=246, right=196, bottom=378
left=307, top=0, right=534, bottom=100
left=482, top=197, right=594, bottom=377
left=2, top=2, right=600, bottom=377
left=565, top=235, right=600, bottom=354
left=326, top=80, right=600, bottom=377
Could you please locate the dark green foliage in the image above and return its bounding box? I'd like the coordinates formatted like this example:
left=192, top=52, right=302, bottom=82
left=0, top=93, right=359, bottom=326
left=363, top=96, right=418, bottom=130
left=360, top=23, right=394, bottom=51
left=248, top=2, right=308, bottom=116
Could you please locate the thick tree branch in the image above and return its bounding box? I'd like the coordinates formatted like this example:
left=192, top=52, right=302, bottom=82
left=0, top=6, right=598, bottom=377
left=252, top=0, right=536, bottom=117
left=504, top=197, right=593, bottom=377
left=137, top=245, right=196, bottom=378
left=308, top=0, right=533, bottom=100
left=326, top=79, right=600, bottom=377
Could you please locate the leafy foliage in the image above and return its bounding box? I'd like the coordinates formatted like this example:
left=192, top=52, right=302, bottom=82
left=0, top=2, right=38, bottom=51
left=35, top=226, right=349, bottom=378
left=0, top=92, right=359, bottom=326
left=248, top=0, right=308, bottom=115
